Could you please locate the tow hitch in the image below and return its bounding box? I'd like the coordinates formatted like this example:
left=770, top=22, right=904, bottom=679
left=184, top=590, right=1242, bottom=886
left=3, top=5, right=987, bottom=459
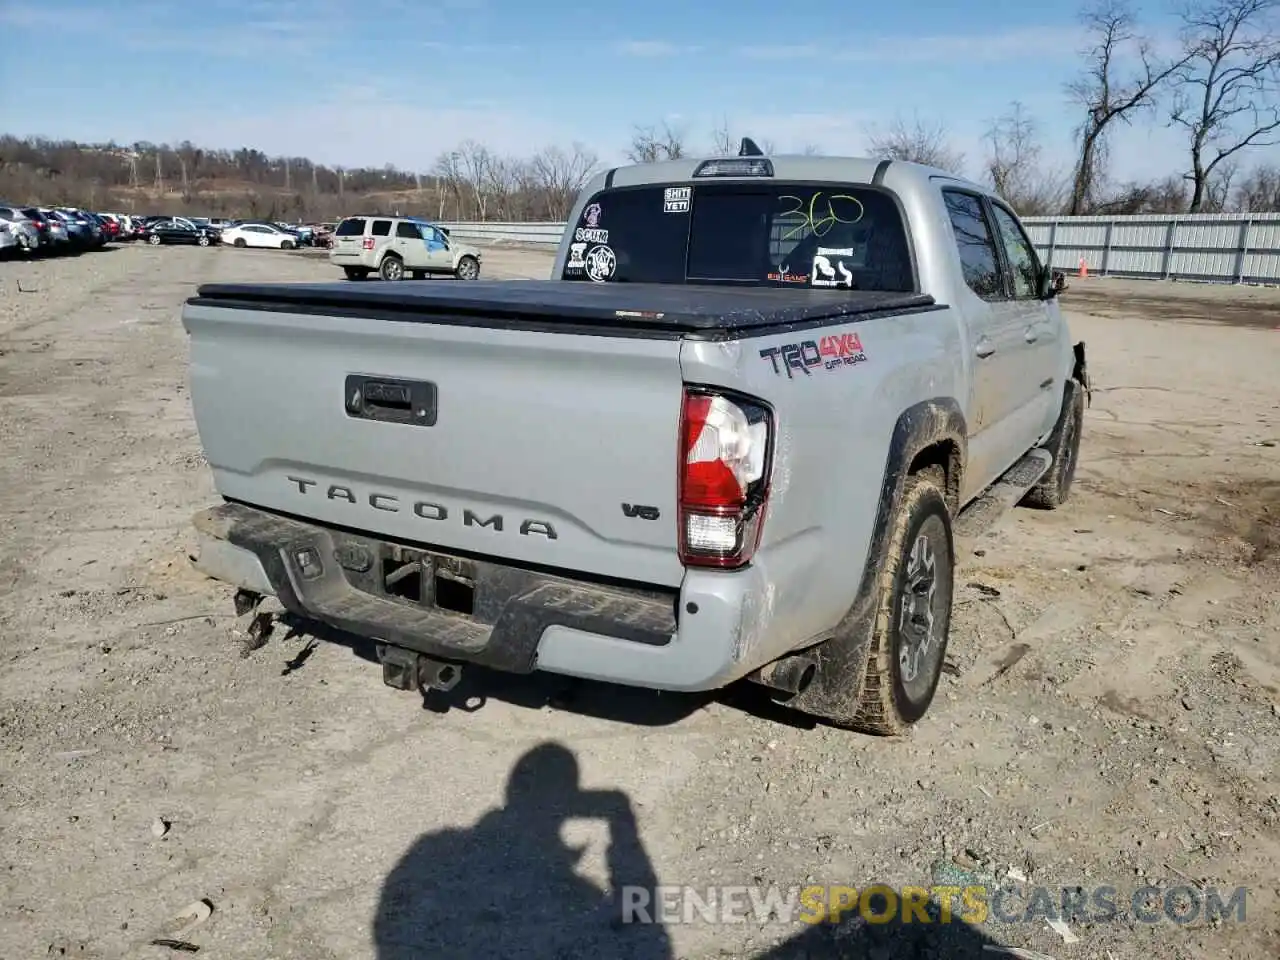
left=377, top=643, right=464, bottom=693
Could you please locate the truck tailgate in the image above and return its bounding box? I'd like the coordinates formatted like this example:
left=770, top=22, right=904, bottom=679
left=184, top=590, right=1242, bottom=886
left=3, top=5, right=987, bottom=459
left=182, top=298, right=687, bottom=587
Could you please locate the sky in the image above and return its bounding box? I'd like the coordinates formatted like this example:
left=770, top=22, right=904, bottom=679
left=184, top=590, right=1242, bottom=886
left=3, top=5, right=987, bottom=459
left=2, top=0, right=1276, bottom=186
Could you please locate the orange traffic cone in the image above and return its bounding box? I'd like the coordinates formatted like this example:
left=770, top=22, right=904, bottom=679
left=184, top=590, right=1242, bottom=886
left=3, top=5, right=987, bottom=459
left=1078, top=257, right=1088, bottom=279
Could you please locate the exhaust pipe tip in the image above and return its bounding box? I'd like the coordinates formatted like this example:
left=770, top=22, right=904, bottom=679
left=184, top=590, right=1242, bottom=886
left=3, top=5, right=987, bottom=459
left=750, top=653, right=818, bottom=697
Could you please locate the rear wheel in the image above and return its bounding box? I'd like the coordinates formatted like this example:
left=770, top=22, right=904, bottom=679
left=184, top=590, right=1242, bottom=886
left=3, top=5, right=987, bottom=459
left=848, top=473, right=954, bottom=735
left=233, top=237, right=247, bottom=248
left=455, top=255, right=479, bottom=280
left=343, top=267, right=370, bottom=281
left=147, top=233, right=161, bottom=246
left=380, top=254, right=405, bottom=281
left=281, top=239, right=295, bottom=250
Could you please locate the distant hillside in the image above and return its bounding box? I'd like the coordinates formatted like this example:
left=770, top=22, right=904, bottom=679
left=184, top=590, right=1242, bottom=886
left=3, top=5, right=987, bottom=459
left=2, top=133, right=1277, bottom=221
left=0, top=135, right=600, bottom=222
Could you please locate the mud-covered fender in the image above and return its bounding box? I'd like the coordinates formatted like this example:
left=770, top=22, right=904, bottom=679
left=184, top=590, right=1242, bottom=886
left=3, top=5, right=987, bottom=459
left=784, top=398, right=966, bottom=724
left=1073, top=340, right=1091, bottom=406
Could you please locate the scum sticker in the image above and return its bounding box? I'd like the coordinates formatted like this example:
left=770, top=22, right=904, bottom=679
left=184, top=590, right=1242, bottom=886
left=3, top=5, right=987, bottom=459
left=663, top=186, right=691, bottom=213
left=585, top=245, right=617, bottom=282
left=574, top=227, right=608, bottom=244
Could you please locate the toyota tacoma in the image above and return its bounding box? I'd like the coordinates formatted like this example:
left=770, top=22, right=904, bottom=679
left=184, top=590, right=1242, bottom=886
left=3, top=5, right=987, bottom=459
left=181, top=144, right=1088, bottom=734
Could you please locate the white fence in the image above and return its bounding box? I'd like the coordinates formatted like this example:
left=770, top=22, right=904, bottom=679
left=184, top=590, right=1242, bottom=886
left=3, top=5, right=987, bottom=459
left=442, top=213, right=1280, bottom=284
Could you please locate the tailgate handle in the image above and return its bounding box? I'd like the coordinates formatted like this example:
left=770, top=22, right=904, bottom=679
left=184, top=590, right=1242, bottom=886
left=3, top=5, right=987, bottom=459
left=345, top=375, right=438, bottom=427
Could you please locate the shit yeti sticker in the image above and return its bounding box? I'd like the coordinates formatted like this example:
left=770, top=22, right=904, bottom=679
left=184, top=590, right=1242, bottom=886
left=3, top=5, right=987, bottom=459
left=567, top=241, right=587, bottom=270
left=585, top=245, right=617, bottom=282
left=811, top=247, right=855, bottom=288
left=663, top=186, right=691, bottom=213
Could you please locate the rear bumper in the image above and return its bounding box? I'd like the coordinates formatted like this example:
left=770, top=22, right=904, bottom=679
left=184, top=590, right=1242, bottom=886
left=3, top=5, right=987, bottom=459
left=192, top=502, right=756, bottom=691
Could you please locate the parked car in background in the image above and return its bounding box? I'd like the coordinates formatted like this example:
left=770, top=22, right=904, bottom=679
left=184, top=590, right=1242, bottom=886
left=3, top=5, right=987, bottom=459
left=310, top=223, right=334, bottom=248
left=0, top=206, right=42, bottom=252
left=31, top=208, right=71, bottom=249
left=274, top=221, right=314, bottom=245
left=95, top=213, right=122, bottom=242
left=329, top=214, right=482, bottom=280
left=137, top=218, right=220, bottom=246
left=219, top=222, right=300, bottom=249
left=47, top=209, right=99, bottom=249
left=0, top=219, right=17, bottom=256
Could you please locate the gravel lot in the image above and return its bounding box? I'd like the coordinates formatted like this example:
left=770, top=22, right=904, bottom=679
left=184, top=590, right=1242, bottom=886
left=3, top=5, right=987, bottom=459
left=1, top=244, right=1277, bottom=960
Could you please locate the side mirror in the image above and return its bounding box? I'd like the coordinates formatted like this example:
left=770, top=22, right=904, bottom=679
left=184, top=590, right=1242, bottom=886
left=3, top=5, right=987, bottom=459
left=1039, top=266, right=1064, bottom=299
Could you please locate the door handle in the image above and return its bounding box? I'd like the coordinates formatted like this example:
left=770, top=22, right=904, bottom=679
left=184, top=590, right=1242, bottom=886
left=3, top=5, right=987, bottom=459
left=1024, top=327, right=1039, bottom=343
left=975, top=339, right=996, bottom=359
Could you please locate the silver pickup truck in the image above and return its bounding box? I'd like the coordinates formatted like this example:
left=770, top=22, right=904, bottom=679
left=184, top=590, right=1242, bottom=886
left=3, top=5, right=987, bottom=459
left=182, top=148, right=1088, bottom=735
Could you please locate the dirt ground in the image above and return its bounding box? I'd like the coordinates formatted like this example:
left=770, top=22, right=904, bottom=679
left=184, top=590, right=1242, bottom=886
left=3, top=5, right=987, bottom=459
left=1, top=245, right=1277, bottom=960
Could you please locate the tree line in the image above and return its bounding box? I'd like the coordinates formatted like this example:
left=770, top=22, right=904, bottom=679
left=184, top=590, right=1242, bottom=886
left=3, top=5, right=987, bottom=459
left=0, top=0, right=1275, bottom=221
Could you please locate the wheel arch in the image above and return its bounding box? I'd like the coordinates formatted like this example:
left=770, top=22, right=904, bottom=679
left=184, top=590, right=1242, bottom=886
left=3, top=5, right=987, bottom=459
left=780, top=396, right=966, bottom=724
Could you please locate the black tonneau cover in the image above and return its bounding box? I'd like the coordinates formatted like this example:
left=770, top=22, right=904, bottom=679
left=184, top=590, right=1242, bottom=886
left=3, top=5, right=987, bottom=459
left=190, top=280, right=939, bottom=340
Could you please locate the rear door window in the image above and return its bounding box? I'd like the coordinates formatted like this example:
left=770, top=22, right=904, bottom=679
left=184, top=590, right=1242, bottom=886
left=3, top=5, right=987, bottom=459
left=989, top=203, right=1041, bottom=299
left=941, top=190, right=1005, bottom=300
left=335, top=218, right=366, bottom=236
left=370, top=220, right=392, bottom=237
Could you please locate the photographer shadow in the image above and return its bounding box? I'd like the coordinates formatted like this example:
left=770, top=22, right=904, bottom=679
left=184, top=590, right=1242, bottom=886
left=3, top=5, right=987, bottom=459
left=373, top=740, right=673, bottom=960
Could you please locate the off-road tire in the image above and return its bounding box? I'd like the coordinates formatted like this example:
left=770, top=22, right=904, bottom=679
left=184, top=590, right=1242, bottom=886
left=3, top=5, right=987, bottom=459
left=343, top=267, right=369, bottom=281
left=455, top=255, right=479, bottom=280
left=1023, top=379, right=1085, bottom=510
left=380, top=254, right=405, bottom=281
left=849, top=473, right=954, bottom=736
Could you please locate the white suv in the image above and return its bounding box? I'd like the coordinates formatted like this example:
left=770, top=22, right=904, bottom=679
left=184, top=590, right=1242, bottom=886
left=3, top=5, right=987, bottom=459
left=329, top=215, right=482, bottom=281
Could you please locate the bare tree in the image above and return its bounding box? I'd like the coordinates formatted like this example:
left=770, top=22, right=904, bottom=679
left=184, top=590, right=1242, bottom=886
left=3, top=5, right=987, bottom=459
left=983, top=101, right=1068, bottom=215
left=432, top=151, right=464, bottom=220
left=529, top=144, right=599, bottom=219
left=1066, top=0, right=1190, bottom=214
left=455, top=140, right=493, bottom=220
left=1232, top=162, right=1280, bottom=209
left=863, top=113, right=965, bottom=171
left=800, top=144, right=823, bottom=156
left=626, top=122, right=687, bottom=163
left=1169, top=0, right=1280, bottom=212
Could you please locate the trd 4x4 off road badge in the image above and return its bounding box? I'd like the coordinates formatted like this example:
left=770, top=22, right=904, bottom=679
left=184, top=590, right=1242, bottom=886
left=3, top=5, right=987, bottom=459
left=760, top=332, right=868, bottom=378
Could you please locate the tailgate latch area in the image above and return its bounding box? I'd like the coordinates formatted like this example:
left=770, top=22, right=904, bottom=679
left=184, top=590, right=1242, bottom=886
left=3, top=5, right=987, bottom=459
left=344, top=374, right=438, bottom=427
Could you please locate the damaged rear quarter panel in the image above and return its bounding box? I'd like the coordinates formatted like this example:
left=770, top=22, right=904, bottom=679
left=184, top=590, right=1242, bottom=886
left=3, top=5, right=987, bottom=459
left=678, top=309, right=964, bottom=669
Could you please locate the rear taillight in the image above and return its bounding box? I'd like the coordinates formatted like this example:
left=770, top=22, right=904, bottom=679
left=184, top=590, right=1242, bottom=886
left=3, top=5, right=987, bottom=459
left=678, top=388, right=773, bottom=568
left=362, top=236, right=375, bottom=250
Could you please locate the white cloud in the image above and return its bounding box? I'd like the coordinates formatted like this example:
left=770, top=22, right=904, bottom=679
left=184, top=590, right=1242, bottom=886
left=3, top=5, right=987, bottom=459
left=616, top=40, right=702, bottom=57
left=738, top=44, right=823, bottom=60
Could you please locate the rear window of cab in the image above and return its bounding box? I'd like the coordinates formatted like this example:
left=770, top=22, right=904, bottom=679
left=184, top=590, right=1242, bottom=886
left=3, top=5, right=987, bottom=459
left=561, top=182, right=914, bottom=292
